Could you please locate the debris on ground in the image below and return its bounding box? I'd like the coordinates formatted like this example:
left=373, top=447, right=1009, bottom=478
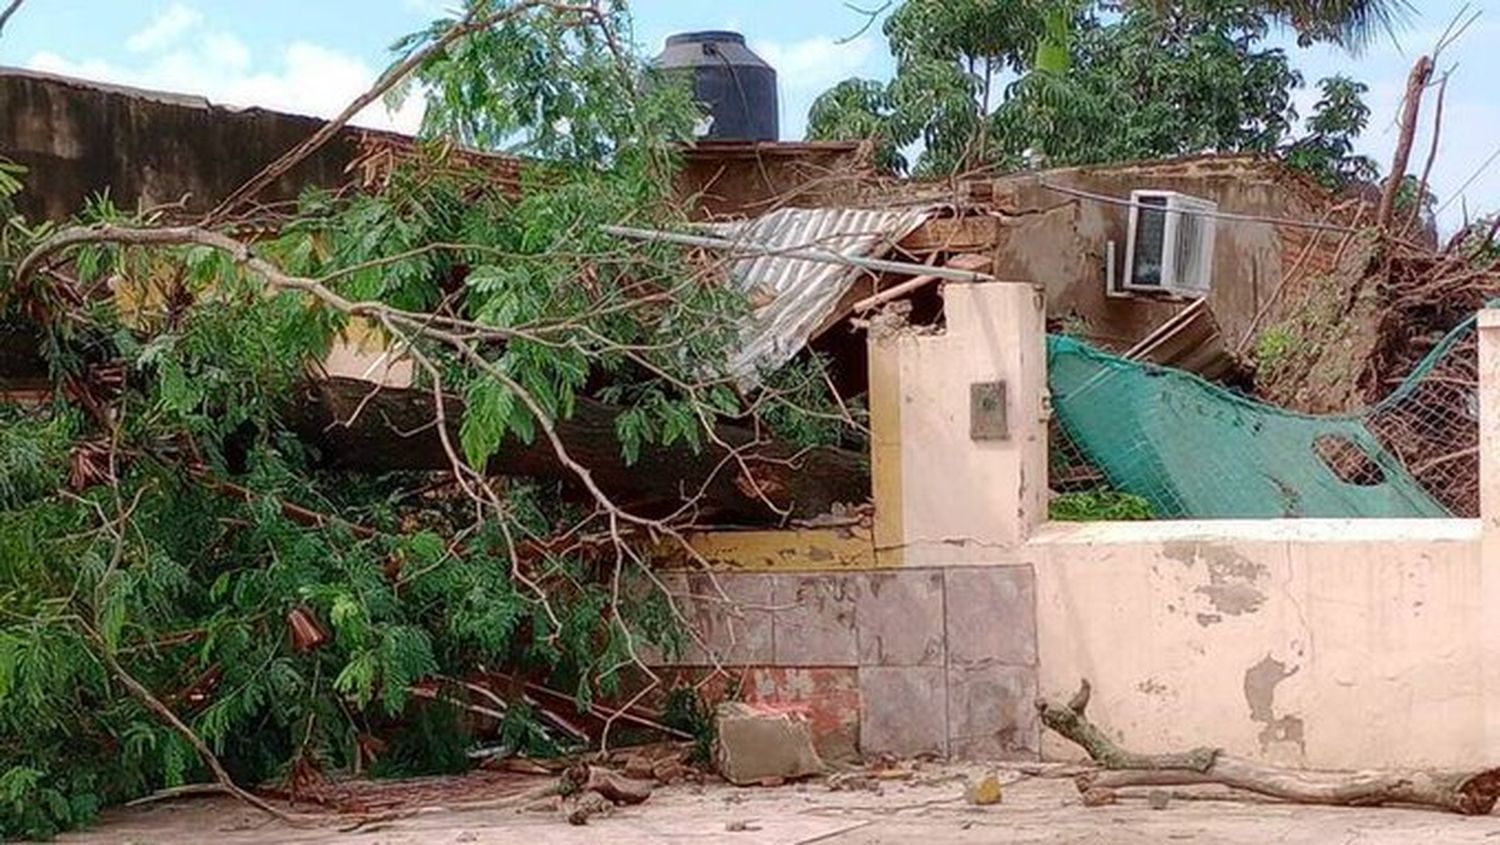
left=1080, top=786, right=1117, bottom=807
left=827, top=766, right=918, bottom=793
left=561, top=764, right=654, bottom=806
left=563, top=790, right=614, bottom=826
left=1040, top=679, right=1500, bottom=815
left=965, top=772, right=1004, bottom=806
left=595, top=741, right=700, bottom=786
left=713, top=702, right=825, bottom=786
left=67, top=763, right=1500, bottom=845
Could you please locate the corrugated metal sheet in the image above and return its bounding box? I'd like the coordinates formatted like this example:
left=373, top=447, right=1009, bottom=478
left=710, top=207, right=934, bottom=387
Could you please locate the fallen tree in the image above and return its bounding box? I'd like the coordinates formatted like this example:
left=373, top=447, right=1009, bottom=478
left=0, top=2, right=874, bottom=839
left=287, top=377, right=867, bottom=522
left=1039, top=680, right=1500, bottom=815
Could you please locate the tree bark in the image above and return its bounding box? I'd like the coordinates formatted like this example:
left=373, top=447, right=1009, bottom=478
left=1039, top=680, right=1500, bottom=815
left=283, top=377, right=868, bottom=523
left=1376, top=55, right=1435, bottom=232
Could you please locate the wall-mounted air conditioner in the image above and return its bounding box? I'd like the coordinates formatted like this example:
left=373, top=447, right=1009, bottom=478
left=1119, top=190, right=1218, bottom=297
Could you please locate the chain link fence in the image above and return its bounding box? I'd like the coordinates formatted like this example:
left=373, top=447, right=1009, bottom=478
left=1047, top=312, right=1482, bottom=520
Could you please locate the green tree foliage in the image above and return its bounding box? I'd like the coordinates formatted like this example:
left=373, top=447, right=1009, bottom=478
left=0, top=2, right=859, bottom=838
left=806, top=79, right=907, bottom=173
left=1237, top=0, right=1411, bottom=50
left=807, top=0, right=1397, bottom=178
left=810, top=0, right=1049, bottom=176
left=1282, top=75, right=1380, bottom=189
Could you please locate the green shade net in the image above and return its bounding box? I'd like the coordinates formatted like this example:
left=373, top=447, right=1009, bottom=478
left=1047, top=335, right=1453, bottom=519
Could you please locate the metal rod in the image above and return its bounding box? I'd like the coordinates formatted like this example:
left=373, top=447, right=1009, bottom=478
left=853, top=253, right=993, bottom=312
left=603, top=224, right=998, bottom=283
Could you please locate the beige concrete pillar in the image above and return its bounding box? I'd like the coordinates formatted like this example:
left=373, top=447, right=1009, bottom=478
left=869, top=282, right=1049, bottom=565
left=1479, top=309, right=1500, bottom=757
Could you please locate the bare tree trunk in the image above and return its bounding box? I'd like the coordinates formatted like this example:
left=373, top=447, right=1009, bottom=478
left=1377, top=55, right=1435, bottom=232
left=1039, top=680, right=1500, bottom=815
left=284, top=377, right=868, bottom=523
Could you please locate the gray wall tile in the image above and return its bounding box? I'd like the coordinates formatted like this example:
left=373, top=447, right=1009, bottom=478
left=859, top=666, right=948, bottom=757
left=856, top=570, right=945, bottom=666
left=772, top=574, right=859, bottom=666
left=946, top=566, right=1037, bottom=668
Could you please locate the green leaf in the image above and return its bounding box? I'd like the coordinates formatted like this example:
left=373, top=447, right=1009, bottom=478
left=460, top=376, right=515, bottom=469
left=334, top=649, right=378, bottom=707
left=97, top=575, right=129, bottom=652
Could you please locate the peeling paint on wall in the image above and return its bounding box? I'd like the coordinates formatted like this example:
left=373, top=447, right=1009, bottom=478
left=1244, top=655, right=1306, bottom=755
left=1164, top=542, right=1269, bottom=624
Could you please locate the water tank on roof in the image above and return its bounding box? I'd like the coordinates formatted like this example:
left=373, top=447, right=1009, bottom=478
left=654, top=31, right=779, bottom=142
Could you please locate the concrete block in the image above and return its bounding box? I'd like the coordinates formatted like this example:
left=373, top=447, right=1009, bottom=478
left=714, top=702, right=825, bottom=785
left=744, top=667, right=860, bottom=762
left=772, top=574, right=858, bottom=666
left=946, top=566, right=1036, bottom=668
left=671, top=573, right=774, bottom=665
left=947, top=664, right=1039, bottom=760
left=858, top=666, right=947, bottom=757
left=856, top=570, right=945, bottom=666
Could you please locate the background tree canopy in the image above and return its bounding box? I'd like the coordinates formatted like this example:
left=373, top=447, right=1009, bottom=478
left=807, top=0, right=1407, bottom=186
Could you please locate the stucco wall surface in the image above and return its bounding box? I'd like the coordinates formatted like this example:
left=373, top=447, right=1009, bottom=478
left=983, top=157, right=1360, bottom=352
left=1029, top=519, right=1485, bottom=769
left=865, top=283, right=1500, bottom=769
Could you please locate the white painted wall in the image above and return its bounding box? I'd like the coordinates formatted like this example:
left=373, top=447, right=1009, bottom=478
left=871, top=284, right=1500, bottom=768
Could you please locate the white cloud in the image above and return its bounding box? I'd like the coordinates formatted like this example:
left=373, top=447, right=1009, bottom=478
left=26, top=13, right=424, bottom=134
left=125, top=4, right=203, bottom=53
left=750, top=35, right=878, bottom=139
left=751, top=35, right=876, bottom=94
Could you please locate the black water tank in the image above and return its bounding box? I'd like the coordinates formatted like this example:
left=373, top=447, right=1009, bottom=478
left=655, top=31, right=779, bottom=142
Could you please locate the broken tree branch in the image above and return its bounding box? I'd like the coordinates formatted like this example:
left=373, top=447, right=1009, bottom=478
left=1377, top=55, right=1436, bottom=232
left=852, top=253, right=992, bottom=313
left=14, top=225, right=868, bottom=522
left=86, top=625, right=317, bottom=826
left=1038, top=680, right=1219, bottom=772
left=201, top=1, right=600, bottom=225
left=1404, top=71, right=1449, bottom=237
left=1039, top=680, right=1500, bottom=814
left=0, top=0, right=26, bottom=37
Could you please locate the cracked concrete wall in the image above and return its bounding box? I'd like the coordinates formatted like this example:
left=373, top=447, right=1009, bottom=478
left=869, top=282, right=1049, bottom=566
left=1020, top=311, right=1500, bottom=770
left=1029, top=519, right=1486, bottom=769
left=864, top=281, right=1498, bottom=770
left=983, top=157, right=1355, bottom=351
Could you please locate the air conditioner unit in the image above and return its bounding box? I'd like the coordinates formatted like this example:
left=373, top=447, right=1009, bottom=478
left=1120, top=190, right=1217, bottom=297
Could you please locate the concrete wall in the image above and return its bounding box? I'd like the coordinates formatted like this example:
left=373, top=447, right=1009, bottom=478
left=1031, top=519, right=1484, bottom=769
left=653, top=536, right=1041, bottom=761
left=0, top=68, right=375, bottom=221
left=872, top=280, right=1500, bottom=768
left=869, top=283, right=1049, bottom=565
left=0, top=68, right=868, bottom=223
left=982, top=157, right=1360, bottom=352
left=660, top=284, right=1500, bottom=770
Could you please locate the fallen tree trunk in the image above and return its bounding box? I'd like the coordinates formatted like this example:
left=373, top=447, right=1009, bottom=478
left=1038, top=680, right=1500, bottom=815
left=284, top=377, right=867, bottom=523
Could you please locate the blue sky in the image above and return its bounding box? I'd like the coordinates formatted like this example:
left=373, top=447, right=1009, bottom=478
left=2, top=1, right=1497, bottom=227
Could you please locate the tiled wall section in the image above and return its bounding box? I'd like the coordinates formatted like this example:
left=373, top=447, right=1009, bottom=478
left=657, top=565, right=1038, bottom=760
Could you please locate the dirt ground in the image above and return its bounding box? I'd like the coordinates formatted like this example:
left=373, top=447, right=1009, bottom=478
left=59, top=765, right=1500, bottom=845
